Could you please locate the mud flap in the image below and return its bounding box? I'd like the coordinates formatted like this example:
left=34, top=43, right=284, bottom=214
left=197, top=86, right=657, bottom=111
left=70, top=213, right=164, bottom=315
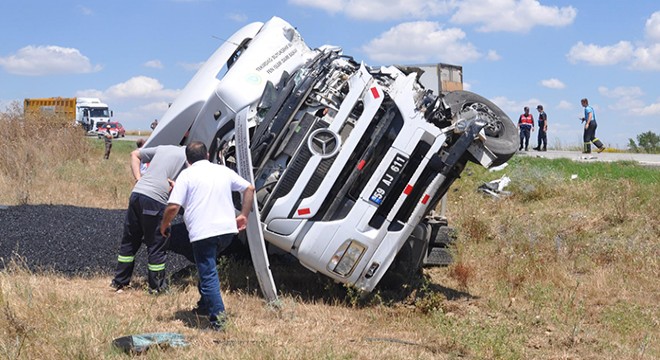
left=234, top=106, right=279, bottom=303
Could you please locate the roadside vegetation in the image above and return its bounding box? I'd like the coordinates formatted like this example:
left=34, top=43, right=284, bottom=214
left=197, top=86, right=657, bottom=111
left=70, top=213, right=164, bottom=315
left=628, top=130, right=660, bottom=154
left=1, top=109, right=658, bottom=359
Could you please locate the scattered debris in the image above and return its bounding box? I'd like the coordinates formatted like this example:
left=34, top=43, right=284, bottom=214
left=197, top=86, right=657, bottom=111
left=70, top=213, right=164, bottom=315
left=488, top=162, right=509, bottom=172
left=112, top=332, right=189, bottom=355
left=478, top=175, right=512, bottom=198
left=570, top=174, right=578, bottom=180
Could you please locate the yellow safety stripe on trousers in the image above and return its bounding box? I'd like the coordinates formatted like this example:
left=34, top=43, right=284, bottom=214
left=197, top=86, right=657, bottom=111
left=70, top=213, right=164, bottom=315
left=148, top=263, right=166, bottom=272
left=117, top=255, right=135, bottom=263
left=593, top=138, right=600, bottom=142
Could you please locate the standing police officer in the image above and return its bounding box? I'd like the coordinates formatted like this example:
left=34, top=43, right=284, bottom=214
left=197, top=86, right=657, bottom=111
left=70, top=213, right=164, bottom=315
left=518, top=106, right=534, bottom=151
left=533, top=105, right=548, bottom=151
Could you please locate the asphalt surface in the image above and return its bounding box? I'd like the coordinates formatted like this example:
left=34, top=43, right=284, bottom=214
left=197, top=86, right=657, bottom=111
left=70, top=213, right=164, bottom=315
left=515, top=149, right=660, bottom=166
left=0, top=204, right=193, bottom=277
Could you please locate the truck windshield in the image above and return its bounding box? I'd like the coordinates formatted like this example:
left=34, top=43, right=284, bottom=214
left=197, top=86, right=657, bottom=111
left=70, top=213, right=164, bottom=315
left=89, top=108, right=110, bottom=117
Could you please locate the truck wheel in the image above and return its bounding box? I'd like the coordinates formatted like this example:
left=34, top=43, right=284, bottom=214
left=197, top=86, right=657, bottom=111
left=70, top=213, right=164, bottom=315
left=443, top=91, right=518, bottom=167
left=379, top=224, right=429, bottom=288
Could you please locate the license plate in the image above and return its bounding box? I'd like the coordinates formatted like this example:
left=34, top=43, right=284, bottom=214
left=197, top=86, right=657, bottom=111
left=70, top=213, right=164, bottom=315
left=369, top=153, right=408, bottom=205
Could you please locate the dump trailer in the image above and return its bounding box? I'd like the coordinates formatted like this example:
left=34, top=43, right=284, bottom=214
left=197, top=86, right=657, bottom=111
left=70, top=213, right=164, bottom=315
left=147, top=17, right=518, bottom=298
left=23, top=97, right=112, bottom=132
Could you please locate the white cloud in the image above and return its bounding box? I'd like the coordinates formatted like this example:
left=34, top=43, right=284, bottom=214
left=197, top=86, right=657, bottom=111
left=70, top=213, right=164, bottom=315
left=451, top=0, right=576, bottom=33
left=361, top=21, right=481, bottom=64
left=599, top=86, right=660, bottom=116
left=598, top=85, right=644, bottom=99
left=566, top=41, right=634, bottom=66
left=78, top=76, right=179, bottom=101
left=289, top=0, right=452, bottom=21
left=78, top=6, right=93, bottom=16
left=490, top=96, right=542, bottom=114
left=598, top=86, right=646, bottom=112
left=486, top=50, right=501, bottom=61
left=228, top=13, right=247, bottom=22
left=540, top=78, right=565, bottom=89
left=144, top=60, right=164, bottom=69
left=557, top=100, right=573, bottom=110
left=645, top=11, right=660, bottom=42
left=630, top=102, right=660, bottom=116
left=289, top=0, right=343, bottom=13
left=0, top=45, right=102, bottom=76
left=632, top=44, right=660, bottom=71
left=179, top=61, right=204, bottom=71
left=137, top=101, right=172, bottom=113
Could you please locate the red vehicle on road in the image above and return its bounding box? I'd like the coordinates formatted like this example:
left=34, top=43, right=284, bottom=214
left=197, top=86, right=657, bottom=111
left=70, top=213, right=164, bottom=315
left=97, top=121, right=125, bottom=138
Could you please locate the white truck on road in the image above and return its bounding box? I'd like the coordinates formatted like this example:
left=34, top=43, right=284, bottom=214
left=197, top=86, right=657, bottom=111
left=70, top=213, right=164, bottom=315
left=23, top=97, right=112, bottom=132
left=146, top=17, right=518, bottom=299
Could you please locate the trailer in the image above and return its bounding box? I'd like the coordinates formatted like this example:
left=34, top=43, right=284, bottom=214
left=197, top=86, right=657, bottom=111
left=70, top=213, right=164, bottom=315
left=23, top=97, right=113, bottom=132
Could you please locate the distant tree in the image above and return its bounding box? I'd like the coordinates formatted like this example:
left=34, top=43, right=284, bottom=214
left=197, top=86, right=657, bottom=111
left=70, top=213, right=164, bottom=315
left=628, top=131, right=660, bottom=153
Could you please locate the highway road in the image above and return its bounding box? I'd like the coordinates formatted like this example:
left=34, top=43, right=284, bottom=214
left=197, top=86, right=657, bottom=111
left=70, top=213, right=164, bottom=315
left=516, top=149, right=660, bottom=167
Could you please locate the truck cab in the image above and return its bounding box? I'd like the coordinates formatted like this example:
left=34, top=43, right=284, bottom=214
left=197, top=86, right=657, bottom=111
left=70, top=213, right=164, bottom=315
left=76, top=97, right=112, bottom=133
left=146, top=17, right=518, bottom=295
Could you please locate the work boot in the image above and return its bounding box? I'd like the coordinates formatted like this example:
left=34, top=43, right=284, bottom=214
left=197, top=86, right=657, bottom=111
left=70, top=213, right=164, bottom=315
left=582, top=144, right=591, bottom=154
left=209, top=313, right=228, bottom=332
left=532, top=146, right=540, bottom=151
left=542, top=145, right=547, bottom=151
left=593, top=139, right=605, bottom=152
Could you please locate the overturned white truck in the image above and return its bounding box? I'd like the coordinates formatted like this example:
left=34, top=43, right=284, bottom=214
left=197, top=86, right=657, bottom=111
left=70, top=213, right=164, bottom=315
left=147, top=17, right=518, bottom=299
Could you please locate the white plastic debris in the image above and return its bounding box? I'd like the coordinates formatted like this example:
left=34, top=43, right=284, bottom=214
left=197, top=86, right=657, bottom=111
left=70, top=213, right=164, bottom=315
left=478, top=175, right=512, bottom=198
left=488, top=162, right=509, bottom=172
left=570, top=174, right=578, bottom=180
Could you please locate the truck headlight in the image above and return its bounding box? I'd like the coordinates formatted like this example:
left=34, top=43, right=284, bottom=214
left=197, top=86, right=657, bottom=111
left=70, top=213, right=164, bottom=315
left=328, top=240, right=366, bottom=277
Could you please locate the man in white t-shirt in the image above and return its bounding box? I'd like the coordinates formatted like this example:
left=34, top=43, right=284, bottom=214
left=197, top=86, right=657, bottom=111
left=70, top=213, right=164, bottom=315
left=160, top=141, right=255, bottom=331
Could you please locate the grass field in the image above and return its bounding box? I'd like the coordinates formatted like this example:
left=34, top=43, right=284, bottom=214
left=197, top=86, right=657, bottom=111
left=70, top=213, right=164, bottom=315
left=1, top=110, right=658, bottom=359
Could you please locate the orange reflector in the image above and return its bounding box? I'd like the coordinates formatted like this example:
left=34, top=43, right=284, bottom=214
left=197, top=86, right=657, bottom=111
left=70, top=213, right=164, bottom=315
left=298, top=208, right=311, bottom=216
left=370, top=87, right=379, bottom=99
left=404, top=185, right=413, bottom=195
left=357, top=160, right=366, bottom=170
left=421, top=194, right=430, bottom=204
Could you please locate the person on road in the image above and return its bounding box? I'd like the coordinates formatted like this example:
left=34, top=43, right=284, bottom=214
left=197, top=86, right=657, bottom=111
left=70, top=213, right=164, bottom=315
left=533, top=105, right=548, bottom=151
left=110, top=144, right=187, bottom=294
left=103, top=124, right=113, bottom=159
left=518, top=106, right=534, bottom=151
left=161, top=141, right=255, bottom=331
left=580, top=98, right=606, bottom=154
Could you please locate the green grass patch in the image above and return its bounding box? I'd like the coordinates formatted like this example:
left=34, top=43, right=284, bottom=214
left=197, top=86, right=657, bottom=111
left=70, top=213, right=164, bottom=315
left=508, top=157, right=660, bottom=184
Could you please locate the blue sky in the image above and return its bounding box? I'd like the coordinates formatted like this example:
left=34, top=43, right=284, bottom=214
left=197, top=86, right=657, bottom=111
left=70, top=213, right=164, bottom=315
left=1, top=0, right=659, bottom=148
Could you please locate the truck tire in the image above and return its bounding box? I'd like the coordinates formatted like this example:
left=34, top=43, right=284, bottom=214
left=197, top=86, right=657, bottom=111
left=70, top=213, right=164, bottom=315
left=443, top=91, right=518, bottom=167
left=379, top=224, right=429, bottom=288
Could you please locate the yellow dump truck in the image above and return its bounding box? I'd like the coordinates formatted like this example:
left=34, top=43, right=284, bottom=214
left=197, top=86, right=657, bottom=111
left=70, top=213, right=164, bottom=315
left=23, top=97, right=112, bottom=132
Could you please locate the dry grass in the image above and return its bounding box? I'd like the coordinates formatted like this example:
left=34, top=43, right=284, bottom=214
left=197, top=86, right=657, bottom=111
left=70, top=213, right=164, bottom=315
left=0, top=104, right=133, bottom=208
left=0, top=107, right=658, bottom=359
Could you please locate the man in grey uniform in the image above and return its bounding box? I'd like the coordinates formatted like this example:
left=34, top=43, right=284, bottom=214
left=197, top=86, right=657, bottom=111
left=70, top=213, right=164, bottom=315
left=110, top=145, right=187, bottom=293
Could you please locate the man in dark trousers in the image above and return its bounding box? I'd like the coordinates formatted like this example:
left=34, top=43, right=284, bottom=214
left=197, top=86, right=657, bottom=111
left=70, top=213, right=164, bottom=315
left=580, top=98, right=606, bottom=153
left=533, top=105, right=548, bottom=151
left=110, top=144, right=187, bottom=294
left=161, top=141, right=255, bottom=331
left=518, top=106, right=534, bottom=151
